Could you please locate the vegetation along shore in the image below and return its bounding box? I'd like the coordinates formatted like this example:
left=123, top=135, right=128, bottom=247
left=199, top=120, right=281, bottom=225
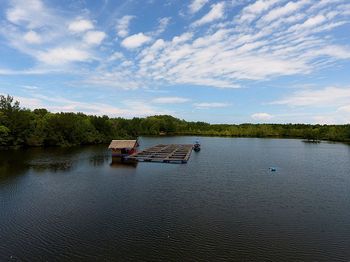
left=1, top=95, right=349, bottom=148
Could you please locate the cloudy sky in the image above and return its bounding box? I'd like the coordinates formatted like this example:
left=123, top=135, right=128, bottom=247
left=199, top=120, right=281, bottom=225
left=0, top=0, right=350, bottom=124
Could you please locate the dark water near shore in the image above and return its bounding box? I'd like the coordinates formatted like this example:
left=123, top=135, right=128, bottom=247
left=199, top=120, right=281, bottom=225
left=1, top=137, right=350, bottom=261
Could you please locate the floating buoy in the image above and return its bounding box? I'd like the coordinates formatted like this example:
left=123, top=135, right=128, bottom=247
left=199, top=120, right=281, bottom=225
left=193, top=140, right=201, bottom=152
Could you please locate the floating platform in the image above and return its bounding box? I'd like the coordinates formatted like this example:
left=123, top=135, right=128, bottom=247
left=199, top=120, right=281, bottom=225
left=127, top=144, right=193, bottom=164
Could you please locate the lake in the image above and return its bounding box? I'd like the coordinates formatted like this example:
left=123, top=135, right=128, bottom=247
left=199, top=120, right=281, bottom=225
left=1, top=136, right=350, bottom=261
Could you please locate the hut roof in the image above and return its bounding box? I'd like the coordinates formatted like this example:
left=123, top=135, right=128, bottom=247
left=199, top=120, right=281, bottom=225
left=108, top=140, right=138, bottom=149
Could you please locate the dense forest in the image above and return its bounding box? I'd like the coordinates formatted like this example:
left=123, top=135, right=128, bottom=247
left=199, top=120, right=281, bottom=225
left=0, top=95, right=349, bottom=148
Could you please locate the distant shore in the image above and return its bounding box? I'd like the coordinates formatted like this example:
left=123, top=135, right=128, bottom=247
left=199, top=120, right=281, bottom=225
left=1, top=95, right=349, bottom=149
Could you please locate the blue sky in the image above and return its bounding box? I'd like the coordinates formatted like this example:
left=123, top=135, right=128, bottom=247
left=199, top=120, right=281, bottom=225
left=1, top=0, right=350, bottom=124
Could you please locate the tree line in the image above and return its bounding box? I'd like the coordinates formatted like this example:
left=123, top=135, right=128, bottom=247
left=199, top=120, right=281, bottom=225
left=1, top=95, right=349, bottom=148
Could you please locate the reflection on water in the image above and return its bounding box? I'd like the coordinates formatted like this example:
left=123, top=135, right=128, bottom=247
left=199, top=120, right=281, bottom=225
left=1, top=137, right=350, bottom=261
left=110, top=156, right=138, bottom=168
left=0, top=149, right=31, bottom=183
left=0, top=145, right=110, bottom=179
left=90, top=154, right=110, bottom=167
left=110, top=160, right=138, bottom=168
left=28, top=160, right=74, bottom=172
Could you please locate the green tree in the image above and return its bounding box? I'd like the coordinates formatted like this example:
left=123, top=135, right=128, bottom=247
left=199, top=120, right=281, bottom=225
left=0, top=95, right=34, bottom=146
left=0, top=125, right=10, bottom=146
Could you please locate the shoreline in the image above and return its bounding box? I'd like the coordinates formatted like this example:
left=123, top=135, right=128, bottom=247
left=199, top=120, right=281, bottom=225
left=1, top=135, right=349, bottom=151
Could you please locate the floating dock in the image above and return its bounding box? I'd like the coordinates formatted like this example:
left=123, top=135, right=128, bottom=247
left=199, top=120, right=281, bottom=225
left=127, top=144, right=193, bottom=164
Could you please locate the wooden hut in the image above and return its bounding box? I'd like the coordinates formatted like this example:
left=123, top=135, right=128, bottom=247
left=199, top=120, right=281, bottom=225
left=108, top=140, right=139, bottom=157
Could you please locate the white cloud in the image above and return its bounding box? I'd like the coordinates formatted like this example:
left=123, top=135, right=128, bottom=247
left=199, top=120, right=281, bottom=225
left=6, top=93, right=170, bottom=118
left=83, top=31, right=106, bottom=45
left=304, top=45, right=350, bottom=60
left=2, top=0, right=350, bottom=92
left=134, top=0, right=350, bottom=89
left=255, top=111, right=350, bottom=124
left=116, top=15, right=135, bottom=38
left=272, top=87, right=350, bottom=107
left=136, top=27, right=309, bottom=88
left=153, top=97, right=190, bottom=104
left=261, top=0, right=311, bottom=23
left=22, top=85, right=39, bottom=90
left=239, top=0, right=279, bottom=23
left=1, top=1, right=99, bottom=69
left=245, top=0, right=278, bottom=14
left=122, top=100, right=171, bottom=117
left=192, top=2, right=225, bottom=27
left=84, top=68, right=142, bottom=90
left=172, top=32, right=193, bottom=44
left=194, top=102, right=230, bottom=109
left=38, top=47, right=91, bottom=65
left=10, top=95, right=43, bottom=109
left=269, top=86, right=350, bottom=123
left=338, top=105, right=350, bottom=113
left=6, top=0, right=51, bottom=29
left=311, top=114, right=349, bottom=124
left=23, top=30, right=42, bottom=44
left=121, top=33, right=152, bottom=49
left=68, top=19, right=94, bottom=33
left=107, top=52, right=124, bottom=61
left=154, top=17, right=171, bottom=35
left=189, top=0, right=209, bottom=14
left=0, top=68, right=63, bottom=75
left=298, top=14, right=326, bottom=28
left=251, top=112, right=273, bottom=120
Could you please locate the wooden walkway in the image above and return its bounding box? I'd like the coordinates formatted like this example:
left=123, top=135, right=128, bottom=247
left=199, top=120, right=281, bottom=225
left=127, top=144, right=193, bottom=164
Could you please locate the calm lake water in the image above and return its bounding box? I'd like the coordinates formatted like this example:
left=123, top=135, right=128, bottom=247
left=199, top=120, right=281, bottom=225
left=1, top=136, right=350, bottom=261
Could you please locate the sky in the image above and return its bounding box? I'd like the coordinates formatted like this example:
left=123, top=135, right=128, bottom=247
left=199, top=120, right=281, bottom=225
left=0, top=0, right=350, bottom=124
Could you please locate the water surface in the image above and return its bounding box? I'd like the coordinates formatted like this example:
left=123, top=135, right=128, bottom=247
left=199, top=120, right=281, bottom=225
left=1, top=137, right=350, bottom=261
